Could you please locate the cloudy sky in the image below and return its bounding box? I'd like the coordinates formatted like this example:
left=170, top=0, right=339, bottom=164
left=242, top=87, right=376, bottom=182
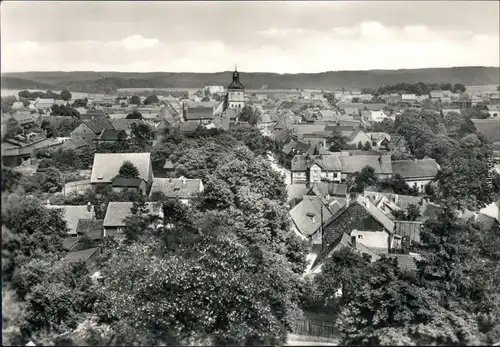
left=1, top=1, right=499, bottom=73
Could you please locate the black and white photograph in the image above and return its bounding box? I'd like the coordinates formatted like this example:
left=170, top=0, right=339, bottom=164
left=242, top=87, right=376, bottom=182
left=1, top=1, right=500, bottom=346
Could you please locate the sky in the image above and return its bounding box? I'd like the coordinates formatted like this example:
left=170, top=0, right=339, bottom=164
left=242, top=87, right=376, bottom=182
left=1, top=1, right=499, bottom=73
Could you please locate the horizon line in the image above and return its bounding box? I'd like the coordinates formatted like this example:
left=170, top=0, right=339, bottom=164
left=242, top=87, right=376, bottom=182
left=2, top=65, right=499, bottom=75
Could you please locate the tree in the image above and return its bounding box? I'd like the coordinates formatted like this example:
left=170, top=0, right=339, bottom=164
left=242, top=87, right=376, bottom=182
left=2, top=289, right=29, bottom=346
left=2, top=192, right=68, bottom=282
left=40, top=167, right=64, bottom=193
left=126, top=110, right=143, bottom=119
left=441, top=82, right=453, bottom=91
left=50, top=105, right=80, bottom=118
left=2, top=167, right=23, bottom=192
left=314, top=248, right=370, bottom=307
left=201, top=96, right=210, bottom=102
left=406, top=203, right=421, bottom=221
left=143, top=94, right=159, bottom=105
left=53, top=118, right=81, bottom=137
left=60, top=90, right=72, bottom=101
left=347, top=166, right=378, bottom=194
left=40, top=120, right=55, bottom=138
left=453, top=83, right=466, bottom=93
left=436, top=156, right=500, bottom=210
left=238, top=105, right=254, bottom=123
left=1, top=96, right=17, bottom=113
left=130, top=122, right=153, bottom=150
left=336, top=257, right=482, bottom=346
left=117, top=161, right=140, bottom=178
left=72, top=98, right=88, bottom=108
left=20, top=98, right=30, bottom=107
left=97, top=214, right=302, bottom=346
left=130, top=95, right=141, bottom=105
left=378, top=174, right=419, bottom=196
left=327, top=132, right=349, bottom=152
left=363, top=141, right=371, bottom=151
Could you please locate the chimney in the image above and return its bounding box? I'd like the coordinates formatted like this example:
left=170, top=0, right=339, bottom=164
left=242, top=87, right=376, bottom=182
left=351, top=235, right=357, bottom=249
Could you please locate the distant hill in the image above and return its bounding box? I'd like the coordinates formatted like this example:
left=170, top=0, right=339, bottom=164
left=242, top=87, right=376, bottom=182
left=1, top=77, right=55, bottom=91
left=2, top=66, right=499, bottom=94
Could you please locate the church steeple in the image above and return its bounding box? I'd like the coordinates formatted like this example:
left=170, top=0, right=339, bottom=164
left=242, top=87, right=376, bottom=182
left=228, top=66, right=244, bottom=90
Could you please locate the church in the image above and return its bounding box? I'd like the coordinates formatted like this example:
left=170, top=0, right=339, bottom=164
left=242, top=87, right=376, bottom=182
left=213, top=67, right=245, bottom=117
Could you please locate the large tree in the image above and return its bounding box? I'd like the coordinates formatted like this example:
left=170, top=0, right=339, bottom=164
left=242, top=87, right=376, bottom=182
left=327, top=132, right=349, bottom=152
left=143, top=94, right=159, bottom=105
left=129, top=95, right=141, bottom=105
left=60, top=90, right=72, bottom=101
left=117, top=161, right=140, bottom=178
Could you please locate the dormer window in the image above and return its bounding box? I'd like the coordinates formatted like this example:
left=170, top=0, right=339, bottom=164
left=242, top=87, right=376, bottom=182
left=97, top=174, right=104, bottom=180
left=306, top=212, right=316, bottom=223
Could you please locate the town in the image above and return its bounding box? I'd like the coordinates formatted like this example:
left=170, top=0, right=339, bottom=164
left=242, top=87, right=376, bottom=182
left=2, top=67, right=500, bottom=346
left=2, top=1, right=500, bottom=345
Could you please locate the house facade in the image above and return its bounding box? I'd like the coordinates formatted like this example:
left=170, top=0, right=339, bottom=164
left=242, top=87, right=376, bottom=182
left=392, top=159, right=440, bottom=192
left=103, top=202, right=163, bottom=238
left=90, top=152, right=154, bottom=193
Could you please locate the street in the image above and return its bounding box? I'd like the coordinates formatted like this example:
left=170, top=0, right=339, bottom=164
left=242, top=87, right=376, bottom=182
left=267, top=152, right=291, bottom=185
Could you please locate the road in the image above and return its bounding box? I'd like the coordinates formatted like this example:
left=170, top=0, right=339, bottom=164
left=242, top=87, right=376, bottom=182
left=267, top=152, right=291, bottom=185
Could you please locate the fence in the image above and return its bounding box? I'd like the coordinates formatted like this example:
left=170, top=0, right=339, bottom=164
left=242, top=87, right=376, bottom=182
left=291, top=318, right=339, bottom=339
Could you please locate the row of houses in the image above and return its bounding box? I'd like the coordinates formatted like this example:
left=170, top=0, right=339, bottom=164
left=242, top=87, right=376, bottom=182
left=43, top=151, right=204, bottom=269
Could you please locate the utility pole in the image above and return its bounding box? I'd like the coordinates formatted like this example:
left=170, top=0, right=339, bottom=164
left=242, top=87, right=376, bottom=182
left=320, top=201, right=325, bottom=251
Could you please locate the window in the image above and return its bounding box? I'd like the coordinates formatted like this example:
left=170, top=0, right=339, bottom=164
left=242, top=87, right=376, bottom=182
left=117, top=227, right=124, bottom=234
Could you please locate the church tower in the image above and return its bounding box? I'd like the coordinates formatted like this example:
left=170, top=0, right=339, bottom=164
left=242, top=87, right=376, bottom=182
left=226, top=66, right=245, bottom=110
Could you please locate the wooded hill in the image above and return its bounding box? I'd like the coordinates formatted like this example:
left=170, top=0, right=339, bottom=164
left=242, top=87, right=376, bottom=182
left=2, top=66, right=499, bottom=94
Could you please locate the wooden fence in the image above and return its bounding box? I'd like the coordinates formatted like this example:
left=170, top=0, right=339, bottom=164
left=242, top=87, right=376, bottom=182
left=291, top=318, right=339, bottom=339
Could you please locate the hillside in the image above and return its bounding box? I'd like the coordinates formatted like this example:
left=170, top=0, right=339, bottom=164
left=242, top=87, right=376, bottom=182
left=2, top=66, right=499, bottom=94
left=1, top=77, right=55, bottom=91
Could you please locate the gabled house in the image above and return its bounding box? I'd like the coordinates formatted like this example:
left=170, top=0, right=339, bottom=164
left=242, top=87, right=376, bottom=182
left=289, top=195, right=338, bottom=243
left=340, top=155, right=393, bottom=180
left=149, top=176, right=204, bottom=204
left=281, top=140, right=311, bottom=169
left=184, top=107, right=215, bottom=125
left=71, top=119, right=114, bottom=145
left=367, top=132, right=391, bottom=150
left=109, top=119, right=147, bottom=135
left=46, top=203, right=95, bottom=236
left=341, top=129, right=372, bottom=147
left=256, top=111, right=276, bottom=136
left=103, top=201, right=163, bottom=239
left=35, top=98, right=55, bottom=111
left=63, top=248, right=101, bottom=270
left=392, top=159, right=440, bottom=192
left=291, top=154, right=343, bottom=184
left=310, top=195, right=396, bottom=261
left=90, top=153, right=153, bottom=194
left=95, top=129, right=127, bottom=144
left=485, top=105, right=500, bottom=118
left=389, top=135, right=408, bottom=153
left=361, top=110, right=391, bottom=123
left=111, top=177, right=147, bottom=195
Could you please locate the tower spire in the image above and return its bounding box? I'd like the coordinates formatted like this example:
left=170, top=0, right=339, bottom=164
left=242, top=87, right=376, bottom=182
left=235, top=64, right=237, bottom=71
